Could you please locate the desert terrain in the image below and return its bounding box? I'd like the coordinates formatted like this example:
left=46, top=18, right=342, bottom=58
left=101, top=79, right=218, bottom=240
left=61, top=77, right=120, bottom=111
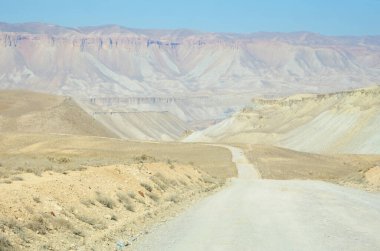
left=0, top=22, right=379, bottom=251
left=1, top=86, right=380, bottom=250
left=0, top=91, right=235, bottom=250
left=133, top=147, right=380, bottom=251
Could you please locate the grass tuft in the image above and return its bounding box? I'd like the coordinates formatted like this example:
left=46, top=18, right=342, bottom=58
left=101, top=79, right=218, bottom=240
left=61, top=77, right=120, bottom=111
left=0, top=233, right=12, bottom=250
left=147, top=192, right=159, bottom=202
left=140, top=182, right=153, bottom=192
left=96, top=192, right=115, bottom=209
left=33, top=197, right=41, bottom=203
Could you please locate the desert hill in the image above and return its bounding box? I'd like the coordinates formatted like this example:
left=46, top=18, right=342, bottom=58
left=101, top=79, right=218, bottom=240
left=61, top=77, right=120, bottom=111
left=0, top=90, right=116, bottom=137
left=185, top=86, right=380, bottom=154
left=89, top=111, right=189, bottom=141
left=0, top=132, right=235, bottom=250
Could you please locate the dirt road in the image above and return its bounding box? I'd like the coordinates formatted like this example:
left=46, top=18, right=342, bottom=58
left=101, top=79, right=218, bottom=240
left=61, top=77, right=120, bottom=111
left=132, top=146, right=380, bottom=251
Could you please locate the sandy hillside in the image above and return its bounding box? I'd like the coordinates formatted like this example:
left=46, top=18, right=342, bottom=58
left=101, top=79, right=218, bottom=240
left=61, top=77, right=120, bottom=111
left=88, top=111, right=189, bottom=141
left=0, top=133, right=235, bottom=179
left=0, top=133, right=235, bottom=250
left=0, top=90, right=117, bottom=138
left=239, top=144, right=380, bottom=191
left=185, top=86, right=380, bottom=154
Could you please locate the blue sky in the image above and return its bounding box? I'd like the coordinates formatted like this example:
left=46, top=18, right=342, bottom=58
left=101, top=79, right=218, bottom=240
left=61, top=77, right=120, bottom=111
left=1, top=0, right=379, bottom=35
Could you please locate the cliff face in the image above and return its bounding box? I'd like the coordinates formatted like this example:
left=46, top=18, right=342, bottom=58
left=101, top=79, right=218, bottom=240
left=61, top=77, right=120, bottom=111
left=1, top=22, right=380, bottom=97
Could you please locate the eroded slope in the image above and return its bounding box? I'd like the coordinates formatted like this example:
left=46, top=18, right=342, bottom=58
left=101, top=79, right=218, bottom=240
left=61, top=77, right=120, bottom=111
left=186, top=86, right=380, bottom=154
left=0, top=90, right=116, bottom=138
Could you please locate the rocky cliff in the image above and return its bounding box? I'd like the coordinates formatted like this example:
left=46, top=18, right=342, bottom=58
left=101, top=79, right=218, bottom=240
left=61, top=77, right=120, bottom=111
left=1, top=22, right=380, bottom=98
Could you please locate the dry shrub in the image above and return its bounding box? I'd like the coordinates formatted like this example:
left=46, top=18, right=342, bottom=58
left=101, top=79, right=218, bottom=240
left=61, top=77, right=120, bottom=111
left=147, top=192, right=159, bottom=202
left=167, top=159, right=175, bottom=169
left=75, top=214, right=106, bottom=230
left=169, top=179, right=179, bottom=186
left=117, top=192, right=135, bottom=212
left=0, top=233, right=12, bottom=250
left=96, top=192, right=115, bottom=209
left=0, top=218, right=24, bottom=236
left=26, top=215, right=50, bottom=235
left=80, top=198, right=96, bottom=207
left=202, top=176, right=216, bottom=184
left=140, top=182, right=153, bottom=192
left=134, top=154, right=155, bottom=163
left=127, top=191, right=136, bottom=199
left=73, top=229, right=85, bottom=237
left=135, top=197, right=145, bottom=205
left=116, top=192, right=130, bottom=204
left=165, top=194, right=180, bottom=203
left=11, top=176, right=23, bottom=181
left=33, top=197, right=41, bottom=203
left=51, top=217, right=73, bottom=230
left=150, top=173, right=169, bottom=191
left=47, top=156, right=71, bottom=164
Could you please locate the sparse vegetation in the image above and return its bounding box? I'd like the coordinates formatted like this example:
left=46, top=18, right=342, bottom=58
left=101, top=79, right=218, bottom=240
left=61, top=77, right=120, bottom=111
left=167, top=159, right=175, bottom=169
left=169, top=179, right=179, bottom=186
left=73, top=229, right=85, bottom=237
left=127, top=191, right=136, bottom=199
left=117, top=192, right=136, bottom=212
left=202, top=176, right=215, bottom=184
left=75, top=213, right=106, bottom=230
left=150, top=172, right=169, bottom=191
left=0, top=233, right=12, bottom=250
left=80, top=198, right=96, bottom=207
left=135, top=154, right=155, bottom=163
left=33, top=197, right=41, bottom=203
left=166, top=194, right=180, bottom=203
left=0, top=131, right=238, bottom=249
left=11, top=176, right=23, bottom=181
left=140, top=182, right=153, bottom=192
left=47, top=156, right=71, bottom=164
left=0, top=218, right=24, bottom=235
left=147, top=192, right=160, bottom=202
left=124, top=203, right=135, bottom=212
left=116, top=192, right=130, bottom=203
left=135, top=197, right=145, bottom=204
left=96, top=192, right=115, bottom=209
left=26, top=215, right=49, bottom=235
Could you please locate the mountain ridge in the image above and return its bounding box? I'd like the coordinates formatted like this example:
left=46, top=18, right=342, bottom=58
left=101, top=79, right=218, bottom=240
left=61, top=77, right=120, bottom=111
left=1, top=22, right=380, bottom=98
left=1, top=22, right=380, bottom=124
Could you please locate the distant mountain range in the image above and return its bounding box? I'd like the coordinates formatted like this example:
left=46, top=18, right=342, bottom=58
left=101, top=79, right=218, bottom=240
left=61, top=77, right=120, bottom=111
left=1, top=22, right=380, bottom=97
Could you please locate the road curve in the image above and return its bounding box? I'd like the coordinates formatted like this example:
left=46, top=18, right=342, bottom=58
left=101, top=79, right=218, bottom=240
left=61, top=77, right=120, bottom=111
left=132, top=146, right=380, bottom=251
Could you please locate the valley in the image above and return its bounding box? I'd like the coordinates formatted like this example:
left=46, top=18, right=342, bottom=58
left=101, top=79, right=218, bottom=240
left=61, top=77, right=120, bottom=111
left=0, top=21, right=379, bottom=251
